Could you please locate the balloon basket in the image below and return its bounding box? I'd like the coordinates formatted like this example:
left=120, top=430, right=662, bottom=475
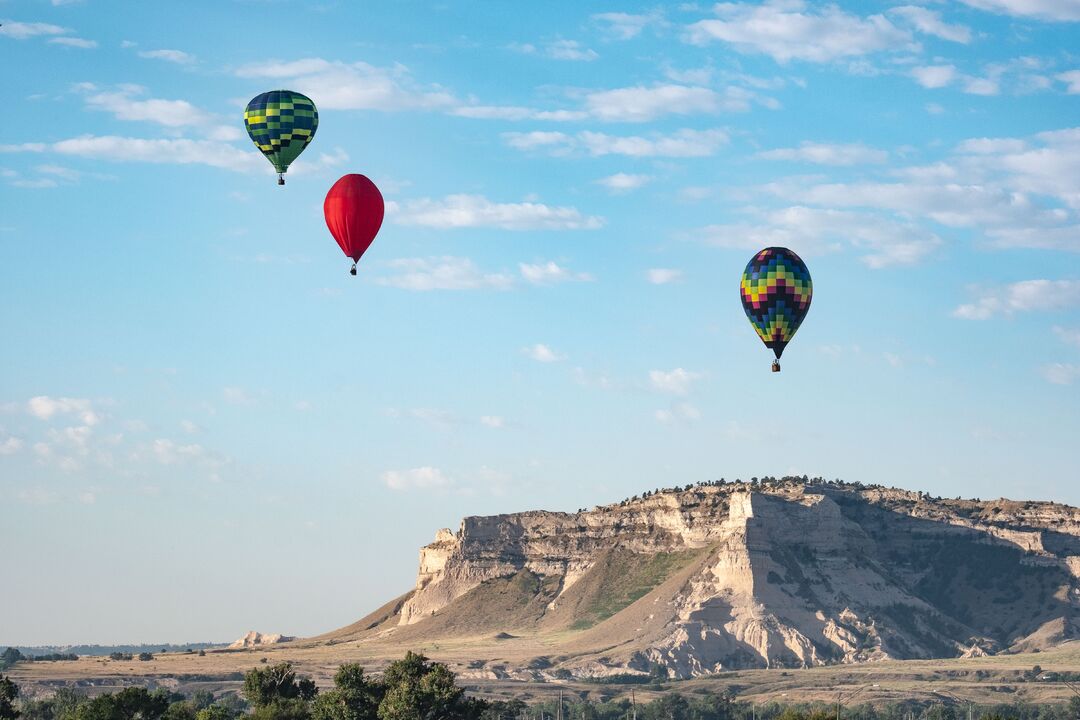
left=771, top=360, right=781, bottom=373
left=349, top=263, right=357, bottom=276
left=277, top=174, right=285, bottom=186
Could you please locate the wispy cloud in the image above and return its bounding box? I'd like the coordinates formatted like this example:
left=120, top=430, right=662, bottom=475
left=76, top=83, right=209, bottom=127
left=1, top=135, right=261, bottom=172
left=596, top=173, right=653, bottom=192
left=957, top=0, right=1080, bottom=22
left=382, top=466, right=452, bottom=491
left=1041, top=364, right=1080, bottom=385
left=655, top=402, right=702, bottom=424
left=647, top=268, right=683, bottom=285
left=235, top=58, right=457, bottom=111
left=505, top=128, right=728, bottom=158
left=758, top=141, right=888, bottom=165
left=699, top=206, right=941, bottom=268
left=48, top=36, right=96, bottom=48
left=519, top=261, right=593, bottom=285
left=583, top=84, right=750, bottom=122
left=685, top=2, right=915, bottom=63
left=889, top=6, right=972, bottom=43
left=138, top=48, right=195, bottom=64
left=649, top=368, right=703, bottom=396
left=0, top=21, right=69, bottom=40
left=522, top=344, right=566, bottom=363
left=592, top=11, right=664, bottom=39
left=376, top=257, right=514, bottom=291
left=393, top=194, right=603, bottom=230
left=953, top=280, right=1080, bottom=319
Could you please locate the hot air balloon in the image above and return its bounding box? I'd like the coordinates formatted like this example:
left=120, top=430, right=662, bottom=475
left=243, top=90, right=318, bottom=185
left=739, top=247, right=812, bottom=372
left=324, top=174, right=385, bottom=275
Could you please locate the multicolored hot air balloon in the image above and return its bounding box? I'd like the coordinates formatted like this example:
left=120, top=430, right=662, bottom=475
left=243, top=90, right=318, bottom=185
left=324, top=174, right=385, bottom=275
left=740, top=247, right=812, bottom=372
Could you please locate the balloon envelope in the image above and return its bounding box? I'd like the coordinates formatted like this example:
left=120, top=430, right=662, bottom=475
left=243, top=90, right=318, bottom=178
left=739, top=247, right=812, bottom=359
left=324, top=174, right=385, bottom=263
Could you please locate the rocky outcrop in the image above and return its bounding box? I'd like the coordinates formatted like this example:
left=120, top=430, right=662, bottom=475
left=344, top=480, right=1080, bottom=678
left=228, top=631, right=295, bottom=649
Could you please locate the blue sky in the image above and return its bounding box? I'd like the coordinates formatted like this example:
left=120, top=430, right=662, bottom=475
left=1, top=0, right=1079, bottom=646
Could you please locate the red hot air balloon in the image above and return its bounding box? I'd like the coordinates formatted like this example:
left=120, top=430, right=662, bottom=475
left=323, top=174, right=385, bottom=275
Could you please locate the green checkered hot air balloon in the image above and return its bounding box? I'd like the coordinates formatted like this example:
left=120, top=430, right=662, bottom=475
left=243, top=90, right=318, bottom=185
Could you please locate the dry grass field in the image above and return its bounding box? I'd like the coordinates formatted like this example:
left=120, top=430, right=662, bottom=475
left=11, top=637, right=1080, bottom=707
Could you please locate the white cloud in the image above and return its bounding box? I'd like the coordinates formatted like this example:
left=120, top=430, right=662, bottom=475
left=523, top=344, right=566, bottom=363
left=235, top=58, right=457, bottom=111
left=27, top=396, right=100, bottom=425
left=376, top=256, right=514, bottom=291
left=180, top=420, right=201, bottom=434
left=138, top=48, right=195, bottom=64
left=883, top=352, right=904, bottom=368
left=958, top=0, right=1080, bottom=22
left=451, top=106, right=586, bottom=121
left=592, top=11, right=662, bottom=39
left=222, top=386, right=254, bottom=405
left=656, top=402, right=701, bottom=424
left=0, top=21, right=69, bottom=39
left=0, top=435, right=23, bottom=455
left=700, top=206, right=941, bottom=268
left=758, top=141, right=887, bottom=165
left=1041, top=364, right=1080, bottom=385
left=502, top=131, right=573, bottom=150
left=912, top=64, right=958, bottom=88
left=1059, top=71, right=1080, bottom=94
left=686, top=1, right=915, bottom=63
left=382, top=466, right=452, bottom=491
left=393, top=194, right=603, bottom=230
left=953, top=280, right=1080, bottom=319
left=519, top=261, right=593, bottom=285
left=649, top=368, right=702, bottom=396
left=583, top=129, right=728, bottom=157
left=584, top=85, right=731, bottom=122
left=889, top=6, right=972, bottom=43
left=596, top=173, right=652, bottom=192
left=480, top=415, right=505, bottom=428
left=647, top=268, right=683, bottom=285
left=149, top=438, right=207, bottom=465
left=546, top=40, right=598, bottom=61
left=48, top=36, right=96, bottom=48
left=0, top=135, right=263, bottom=172
left=1054, top=326, right=1080, bottom=348
left=78, top=84, right=209, bottom=127
left=503, top=128, right=728, bottom=157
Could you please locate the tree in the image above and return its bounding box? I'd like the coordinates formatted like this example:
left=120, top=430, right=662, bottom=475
left=242, top=663, right=317, bottom=709
left=0, top=651, right=23, bottom=672
left=195, top=706, right=237, bottom=720
left=0, top=675, right=19, bottom=720
left=73, top=687, right=169, bottom=720
left=312, top=663, right=383, bottom=720
left=249, top=699, right=312, bottom=720
left=377, top=652, right=475, bottom=720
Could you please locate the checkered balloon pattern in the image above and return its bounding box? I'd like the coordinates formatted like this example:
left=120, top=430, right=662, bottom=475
left=740, top=247, right=812, bottom=360
left=243, top=90, right=319, bottom=175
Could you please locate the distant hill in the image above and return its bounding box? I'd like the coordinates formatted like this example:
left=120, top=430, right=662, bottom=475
left=302, top=478, right=1080, bottom=680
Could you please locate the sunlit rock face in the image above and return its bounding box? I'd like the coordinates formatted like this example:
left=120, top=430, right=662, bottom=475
left=385, top=480, right=1080, bottom=677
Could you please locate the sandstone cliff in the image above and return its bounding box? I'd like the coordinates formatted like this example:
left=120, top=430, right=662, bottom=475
left=324, top=480, right=1080, bottom=679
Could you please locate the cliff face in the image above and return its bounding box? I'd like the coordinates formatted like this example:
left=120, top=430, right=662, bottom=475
left=342, top=482, right=1080, bottom=679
